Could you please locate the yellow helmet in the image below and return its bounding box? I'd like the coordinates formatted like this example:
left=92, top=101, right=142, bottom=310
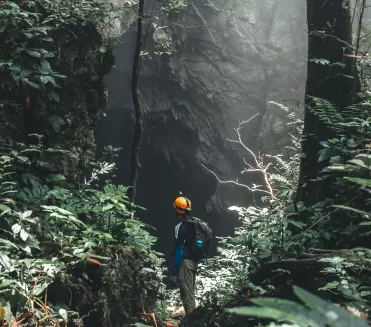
left=173, top=196, right=192, bottom=215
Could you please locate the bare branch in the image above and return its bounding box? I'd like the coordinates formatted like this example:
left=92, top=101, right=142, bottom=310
left=201, top=113, right=279, bottom=198
left=201, top=164, right=273, bottom=196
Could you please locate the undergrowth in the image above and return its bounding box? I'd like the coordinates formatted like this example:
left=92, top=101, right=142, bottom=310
left=0, top=141, right=165, bottom=325
left=191, top=92, right=371, bottom=326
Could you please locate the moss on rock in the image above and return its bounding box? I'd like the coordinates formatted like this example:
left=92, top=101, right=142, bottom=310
left=48, top=246, right=162, bottom=327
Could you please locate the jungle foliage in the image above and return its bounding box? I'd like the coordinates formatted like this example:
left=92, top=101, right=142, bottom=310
left=0, top=1, right=165, bottom=326
left=191, top=1, right=371, bottom=326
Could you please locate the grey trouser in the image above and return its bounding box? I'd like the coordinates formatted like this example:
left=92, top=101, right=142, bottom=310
left=178, top=259, right=198, bottom=316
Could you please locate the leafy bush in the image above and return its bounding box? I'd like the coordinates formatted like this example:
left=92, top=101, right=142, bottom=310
left=0, top=138, right=165, bottom=326
left=0, top=1, right=66, bottom=100
left=196, top=102, right=304, bottom=308
left=195, top=95, right=371, bottom=323
left=0, top=0, right=121, bottom=97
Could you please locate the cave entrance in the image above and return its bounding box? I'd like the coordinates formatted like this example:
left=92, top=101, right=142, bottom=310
left=95, top=109, right=227, bottom=270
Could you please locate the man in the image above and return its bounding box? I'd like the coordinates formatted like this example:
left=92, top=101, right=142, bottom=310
left=171, top=195, right=199, bottom=320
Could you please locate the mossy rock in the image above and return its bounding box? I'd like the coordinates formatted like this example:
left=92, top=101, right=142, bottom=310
left=48, top=246, right=162, bottom=327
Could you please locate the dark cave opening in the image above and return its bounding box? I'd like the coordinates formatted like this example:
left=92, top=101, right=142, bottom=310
left=95, top=106, right=238, bottom=271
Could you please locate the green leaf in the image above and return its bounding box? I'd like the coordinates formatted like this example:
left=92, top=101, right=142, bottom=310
left=23, top=79, right=40, bottom=89
left=25, top=50, right=41, bottom=58
left=318, top=281, right=339, bottom=291
left=293, top=286, right=368, bottom=327
left=0, top=204, right=11, bottom=216
left=0, top=239, right=19, bottom=249
left=287, top=220, right=306, bottom=229
left=0, top=254, right=11, bottom=270
left=16, top=155, right=31, bottom=165
left=102, top=204, right=114, bottom=211
left=359, top=221, right=371, bottom=226
left=32, top=280, right=50, bottom=296
left=84, top=241, right=97, bottom=249
left=40, top=60, right=52, bottom=72
left=252, top=297, right=321, bottom=326
left=59, top=308, right=68, bottom=321
left=51, top=92, right=59, bottom=102
left=38, top=49, right=55, bottom=58
left=332, top=205, right=370, bottom=218
left=20, top=245, right=31, bottom=254
left=20, top=70, right=32, bottom=78
left=11, top=64, right=21, bottom=74
left=40, top=37, right=54, bottom=42
left=50, top=115, right=65, bottom=133
left=348, top=159, right=368, bottom=168
left=40, top=75, right=57, bottom=86
left=344, top=177, right=371, bottom=187
left=20, top=229, right=28, bottom=242
left=56, top=207, right=74, bottom=216
left=0, top=279, right=15, bottom=289
left=73, top=248, right=85, bottom=255
left=227, top=306, right=318, bottom=326
left=318, top=148, right=335, bottom=162
left=11, top=224, right=21, bottom=234
left=22, top=211, right=32, bottom=218
left=45, top=174, right=66, bottom=183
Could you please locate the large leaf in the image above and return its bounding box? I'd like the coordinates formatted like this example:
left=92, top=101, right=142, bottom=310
left=0, top=239, right=19, bottom=249
left=344, top=177, right=371, bottom=187
left=32, top=279, right=51, bottom=296
left=293, top=286, right=369, bottom=327
left=288, top=220, right=306, bottom=229
left=348, top=154, right=371, bottom=168
left=0, top=279, right=15, bottom=289
left=25, top=50, right=41, bottom=58
left=227, top=287, right=369, bottom=327
left=227, top=306, right=323, bottom=327
left=332, top=205, right=371, bottom=218
left=250, top=297, right=323, bottom=326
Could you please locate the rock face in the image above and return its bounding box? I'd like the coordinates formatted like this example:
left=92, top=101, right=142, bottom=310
left=97, top=0, right=307, bottom=254
left=0, top=19, right=113, bottom=179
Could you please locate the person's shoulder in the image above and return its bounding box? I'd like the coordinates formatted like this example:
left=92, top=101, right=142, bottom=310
left=186, top=216, right=201, bottom=223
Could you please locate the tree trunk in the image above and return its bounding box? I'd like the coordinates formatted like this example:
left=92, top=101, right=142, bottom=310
left=128, top=0, right=145, bottom=204
left=297, top=0, right=357, bottom=207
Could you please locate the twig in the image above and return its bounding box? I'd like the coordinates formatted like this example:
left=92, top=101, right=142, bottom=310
left=222, top=113, right=276, bottom=198
left=309, top=31, right=357, bottom=52
left=201, top=164, right=273, bottom=196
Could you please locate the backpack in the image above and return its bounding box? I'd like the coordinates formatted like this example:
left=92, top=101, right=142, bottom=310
left=188, top=217, right=213, bottom=261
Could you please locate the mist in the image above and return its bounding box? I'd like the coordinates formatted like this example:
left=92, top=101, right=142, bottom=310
left=95, top=0, right=308, bottom=258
